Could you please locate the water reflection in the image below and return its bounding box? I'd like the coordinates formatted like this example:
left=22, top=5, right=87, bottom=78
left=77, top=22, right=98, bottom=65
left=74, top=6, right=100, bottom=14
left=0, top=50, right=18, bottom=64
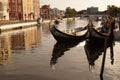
left=49, top=18, right=106, bottom=71
left=66, top=19, right=76, bottom=29
left=50, top=37, right=105, bottom=71
left=42, top=23, right=51, bottom=34
left=84, top=39, right=104, bottom=71
left=11, top=27, right=42, bottom=50
left=50, top=40, right=81, bottom=70
left=0, top=36, right=11, bottom=65
left=0, top=26, right=42, bottom=65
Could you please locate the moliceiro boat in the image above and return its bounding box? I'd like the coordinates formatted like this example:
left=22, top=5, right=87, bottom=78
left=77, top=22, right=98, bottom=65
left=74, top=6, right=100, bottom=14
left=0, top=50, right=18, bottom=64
left=84, top=21, right=114, bottom=69
left=87, top=19, right=115, bottom=47
left=49, top=18, right=116, bottom=44
left=49, top=25, right=88, bottom=42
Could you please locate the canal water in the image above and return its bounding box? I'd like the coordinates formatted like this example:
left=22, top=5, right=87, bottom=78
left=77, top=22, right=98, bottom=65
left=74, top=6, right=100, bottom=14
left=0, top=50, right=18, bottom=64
left=0, top=18, right=120, bottom=80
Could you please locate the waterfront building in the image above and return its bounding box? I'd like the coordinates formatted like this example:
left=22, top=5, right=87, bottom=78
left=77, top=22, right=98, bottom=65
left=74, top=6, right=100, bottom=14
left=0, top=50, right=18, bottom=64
left=52, top=8, right=59, bottom=18
left=22, top=0, right=34, bottom=20
left=9, top=0, right=40, bottom=20
left=59, top=10, right=65, bottom=18
left=0, top=0, right=9, bottom=20
left=33, top=0, right=40, bottom=19
left=52, top=8, right=65, bottom=19
left=87, top=7, right=98, bottom=14
left=40, top=5, right=53, bottom=20
left=9, top=0, right=23, bottom=20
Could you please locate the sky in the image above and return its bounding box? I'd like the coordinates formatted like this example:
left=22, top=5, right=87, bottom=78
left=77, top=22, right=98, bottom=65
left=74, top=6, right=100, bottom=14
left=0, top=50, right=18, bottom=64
left=40, top=0, right=120, bottom=11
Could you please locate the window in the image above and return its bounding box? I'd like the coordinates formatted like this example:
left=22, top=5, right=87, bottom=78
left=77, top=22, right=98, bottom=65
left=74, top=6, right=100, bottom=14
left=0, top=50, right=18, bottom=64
left=12, top=6, right=16, bottom=12
left=12, top=0, right=15, bottom=3
left=0, top=2, right=3, bottom=11
left=18, top=0, right=21, bottom=3
left=18, top=5, right=21, bottom=12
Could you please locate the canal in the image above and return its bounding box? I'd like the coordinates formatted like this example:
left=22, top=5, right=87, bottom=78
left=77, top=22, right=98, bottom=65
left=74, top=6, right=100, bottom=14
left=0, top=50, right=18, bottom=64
left=0, top=18, right=120, bottom=80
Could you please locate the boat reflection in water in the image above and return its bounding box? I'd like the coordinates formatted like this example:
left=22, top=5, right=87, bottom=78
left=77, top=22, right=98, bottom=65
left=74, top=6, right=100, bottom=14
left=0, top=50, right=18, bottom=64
left=84, top=37, right=114, bottom=71
left=84, top=38, right=104, bottom=72
left=50, top=40, right=81, bottom=70
left=50, top=34, right=115, bottom=72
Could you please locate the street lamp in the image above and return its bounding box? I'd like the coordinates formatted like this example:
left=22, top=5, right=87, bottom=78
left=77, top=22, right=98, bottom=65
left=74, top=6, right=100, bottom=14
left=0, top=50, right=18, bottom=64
left=24, top=13, right=26, bottom=21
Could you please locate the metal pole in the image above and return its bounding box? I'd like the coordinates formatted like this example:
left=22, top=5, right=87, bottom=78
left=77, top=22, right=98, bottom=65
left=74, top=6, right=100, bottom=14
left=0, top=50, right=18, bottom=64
left=119, top=17, right=120, bottom=31
left=100, top=37, right=108, bottom=80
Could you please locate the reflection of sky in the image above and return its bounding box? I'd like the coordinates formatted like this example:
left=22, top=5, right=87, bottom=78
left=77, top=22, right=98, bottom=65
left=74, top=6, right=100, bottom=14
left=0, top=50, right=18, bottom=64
left=58, top=18, right=88, bottom=30
left=58, top=18, right=101, bottom=30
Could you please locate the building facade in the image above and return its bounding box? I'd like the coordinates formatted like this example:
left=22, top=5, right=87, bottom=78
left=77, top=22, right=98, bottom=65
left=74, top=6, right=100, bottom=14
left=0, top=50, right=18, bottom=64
left=33, top=0, right=40, bottom=19
left=9, top=0, right=23, bottom=20
left=52, top=8, right=65, bottom=19
left=59, top=10, right=65, bottom=18
left=9, top=0, right=40, bottom=20
left=40, top=5, right=53, bottom=20
left=52, top=8, right=59, bottom=18
left=87, top=7, right=98, bottom=14
left=22, top=0, right=34, bottom=20
left=0, top=0, right=9, bottom=20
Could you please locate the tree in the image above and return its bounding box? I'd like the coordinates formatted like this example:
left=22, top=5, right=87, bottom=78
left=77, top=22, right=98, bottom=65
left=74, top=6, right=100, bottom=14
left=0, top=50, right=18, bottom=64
left=65, top=7, right=77, bottom=17
left=107, top=5, right=120, bottom=17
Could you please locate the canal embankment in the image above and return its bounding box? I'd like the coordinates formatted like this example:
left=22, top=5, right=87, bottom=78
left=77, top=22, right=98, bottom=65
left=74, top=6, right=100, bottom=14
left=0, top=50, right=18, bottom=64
left=0, top=17, right=77, bottom=33
left=0, top=20, right=37, bottom=33
left=0, top=20, right=50, bottom=33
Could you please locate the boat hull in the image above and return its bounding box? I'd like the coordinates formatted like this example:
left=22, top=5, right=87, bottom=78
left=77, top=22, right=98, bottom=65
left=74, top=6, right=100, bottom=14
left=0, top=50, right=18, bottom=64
left=49, top=26, right=87, bottom=42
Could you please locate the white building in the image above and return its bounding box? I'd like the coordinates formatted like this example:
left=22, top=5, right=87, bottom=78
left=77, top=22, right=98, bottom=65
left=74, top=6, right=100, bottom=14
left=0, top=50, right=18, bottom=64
left=52, top=8, right=65, bottom=19
left=0, top=0, right=9, bottom=20
left=52, top=8, right=59, bottom=18
left=87, top=7, right=98, bottom=14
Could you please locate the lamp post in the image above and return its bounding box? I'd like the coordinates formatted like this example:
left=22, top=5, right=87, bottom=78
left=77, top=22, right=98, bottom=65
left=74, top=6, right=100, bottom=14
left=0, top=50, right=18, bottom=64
left=24, top=13, right=26, bottom=21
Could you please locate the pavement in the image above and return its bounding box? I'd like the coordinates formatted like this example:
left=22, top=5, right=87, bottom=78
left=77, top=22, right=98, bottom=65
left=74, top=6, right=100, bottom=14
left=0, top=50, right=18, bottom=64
left=0, top=20, right=41, bottom=33
left=0, top=18, right=74, bottom=33
left=0, top=20, right=37, bottom=31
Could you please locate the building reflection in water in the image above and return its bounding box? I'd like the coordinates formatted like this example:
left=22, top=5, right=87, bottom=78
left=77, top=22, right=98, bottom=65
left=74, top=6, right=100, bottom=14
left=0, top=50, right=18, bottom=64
left=0, top=26, right=42, bottom=65
left=50, top=41, right=81, bottom=70
left=11, top=27, right=42, bottom=50
left=0, top=35, right=11, bottom=65
left=42, top=23, right=51, bottom=35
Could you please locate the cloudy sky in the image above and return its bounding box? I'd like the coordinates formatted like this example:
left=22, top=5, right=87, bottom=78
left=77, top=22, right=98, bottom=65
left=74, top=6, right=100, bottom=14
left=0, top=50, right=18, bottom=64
left=40, top=0, right=120, bottom=11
